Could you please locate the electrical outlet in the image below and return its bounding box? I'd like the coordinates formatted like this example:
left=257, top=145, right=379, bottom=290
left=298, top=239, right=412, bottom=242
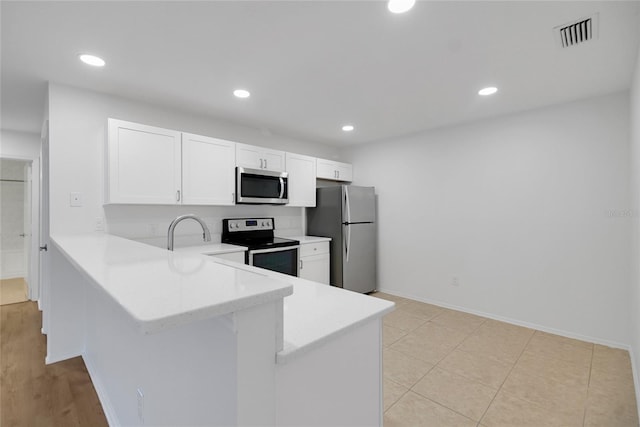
left=452, top=276, right=459, bottom=286
left=70, top=192, right=83, bottom=207
left=137, top=388, right=144, bottom=424
left=95, top=217, right=104, bottom=231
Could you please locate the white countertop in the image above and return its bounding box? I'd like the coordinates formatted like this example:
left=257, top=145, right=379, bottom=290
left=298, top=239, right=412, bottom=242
left=50, top=233, right=292, bottom=334
left=174, top=243, right=247, bottom=256
left=289, top=235, right=332, bottom=244
left=279, top=278, right=394, bottom=363
left=206, top=250, right=395, bottom=363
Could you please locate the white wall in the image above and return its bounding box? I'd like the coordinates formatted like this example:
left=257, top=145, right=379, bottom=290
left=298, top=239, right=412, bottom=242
left=629, top=40, right=640, bottom=413
left=347, top=93, right=631, bottom=346
left=47, top=84, right=342, bottom=243
left=0, top=129, right=41, bottom=160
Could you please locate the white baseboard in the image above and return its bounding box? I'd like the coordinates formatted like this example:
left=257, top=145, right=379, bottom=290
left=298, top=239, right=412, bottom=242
left=83, top=354, right=119, bottom=427
left=378, top=288, right=630, bottom=350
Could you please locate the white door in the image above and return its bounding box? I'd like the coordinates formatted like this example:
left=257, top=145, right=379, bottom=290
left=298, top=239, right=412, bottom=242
left=23, top=163, right=32, bottom=297
left=181, top=133, right=236, bottom=205
left=40, top=122, right=50, bottom=332
left=29, top=158, right=40, bottom=301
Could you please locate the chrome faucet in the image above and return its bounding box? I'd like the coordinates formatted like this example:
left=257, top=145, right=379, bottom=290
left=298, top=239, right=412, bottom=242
left=167, top=214, right=211, bottom=251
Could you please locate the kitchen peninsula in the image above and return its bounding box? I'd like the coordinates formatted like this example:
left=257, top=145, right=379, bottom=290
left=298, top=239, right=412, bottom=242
left=44, top=233, right=393, bottom=426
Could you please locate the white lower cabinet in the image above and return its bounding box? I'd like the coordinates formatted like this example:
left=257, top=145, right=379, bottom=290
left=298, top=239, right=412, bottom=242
left=299, top=241, right=330, bottom=284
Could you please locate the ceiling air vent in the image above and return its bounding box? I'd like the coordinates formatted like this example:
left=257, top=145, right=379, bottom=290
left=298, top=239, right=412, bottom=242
left=554, top=14, right=599, bottom=48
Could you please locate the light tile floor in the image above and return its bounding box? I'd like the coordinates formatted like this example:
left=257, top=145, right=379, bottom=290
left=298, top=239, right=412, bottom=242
left=371, top=292, right=639, bottom=427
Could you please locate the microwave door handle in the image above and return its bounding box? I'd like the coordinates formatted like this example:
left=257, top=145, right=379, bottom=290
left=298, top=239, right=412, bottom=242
left=279, top=177, right=285, bottom=199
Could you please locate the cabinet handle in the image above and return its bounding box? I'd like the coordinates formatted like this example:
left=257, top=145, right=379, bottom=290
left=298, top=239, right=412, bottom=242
left=260, top=158, right=264, bottom=169
left=337, top=170, right=340, bottom=179
left=264, top=158, right=268, bottom=169
left=232, top=192, right=235, bottom=203
left=300, top=259, right=304, bottom=270
left=176, top=190, right=181, bottom=202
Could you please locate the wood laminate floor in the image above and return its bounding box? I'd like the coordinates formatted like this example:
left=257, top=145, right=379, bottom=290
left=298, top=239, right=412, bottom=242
left=0, top=301, right=108, bottom=427
left=0, top=278, right=28, bottom=306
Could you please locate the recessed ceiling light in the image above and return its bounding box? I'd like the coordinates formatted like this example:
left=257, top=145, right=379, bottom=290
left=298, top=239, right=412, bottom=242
left=79, top=54, right=105, bottom=67
left=478, top=86, right=498, bottom=96
left=388, top=0, right=415, bottom=14
left=233, top=89, right=250, bottom=98
left=342, top=125, right=355, bottom=132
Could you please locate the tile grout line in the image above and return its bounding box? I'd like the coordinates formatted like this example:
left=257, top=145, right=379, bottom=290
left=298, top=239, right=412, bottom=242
left=476, top=327, right=536, bottom=425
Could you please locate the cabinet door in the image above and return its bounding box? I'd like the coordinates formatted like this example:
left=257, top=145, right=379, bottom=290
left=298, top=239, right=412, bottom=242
left=316, top=158, right=337, bottom=180
left=236, top=143, right=263, bottom=169
left=262, top=148, right=286, bottom=172
left=236, top=143, right=286, bottom=171
left=182, top=133, right=236, bottom=205
left=107, top=119, right=181, bottom=204
left=335, top=162, right=353, bottom=182
left=300, top=253, right=330, bottom=285
left=316, top=158, right=353, bottom=182
left=286, top=153, right=316, bottom=207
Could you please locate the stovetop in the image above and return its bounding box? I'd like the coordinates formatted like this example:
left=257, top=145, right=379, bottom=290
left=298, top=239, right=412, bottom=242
left=221, top=218, right=299, bottom=250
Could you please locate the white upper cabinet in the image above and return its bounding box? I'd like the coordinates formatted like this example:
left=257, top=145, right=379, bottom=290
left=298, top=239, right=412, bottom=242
left=181, top=133, right=236, bottom=205
left=286, top=152, right=316, bottom=207
left=106, top=119, right=182, bottom=204
left=236, top=142, right=285, bottom=172
left=316, top=158, right=353, bottom=182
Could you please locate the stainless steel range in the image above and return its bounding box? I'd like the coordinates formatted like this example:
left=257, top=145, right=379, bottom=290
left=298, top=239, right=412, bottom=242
left=221, top=218, right=300, bottom=277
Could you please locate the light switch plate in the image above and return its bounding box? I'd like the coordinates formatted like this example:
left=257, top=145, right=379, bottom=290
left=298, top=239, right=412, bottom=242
left=70, top=192, right=83, bottom=207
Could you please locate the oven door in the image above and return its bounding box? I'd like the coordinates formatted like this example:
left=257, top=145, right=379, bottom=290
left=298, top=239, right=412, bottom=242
left=248, top=246, right=300, bottom=277
left=236, top=167, right=288, bottom=204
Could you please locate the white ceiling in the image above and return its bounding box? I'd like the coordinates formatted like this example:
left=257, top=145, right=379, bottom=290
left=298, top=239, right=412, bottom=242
left=2, top=1, right=639, bottom=146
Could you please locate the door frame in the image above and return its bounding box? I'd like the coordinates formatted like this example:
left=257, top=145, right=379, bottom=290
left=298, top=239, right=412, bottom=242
left=0, top=155, right=41, bottom=301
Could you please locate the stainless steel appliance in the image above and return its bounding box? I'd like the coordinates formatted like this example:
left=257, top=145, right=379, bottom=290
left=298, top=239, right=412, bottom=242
left=222, top=217, right=300, bottom=277
left=306, top=185, right=376, bottom=293
left=236, top=167, right=288, bottom=204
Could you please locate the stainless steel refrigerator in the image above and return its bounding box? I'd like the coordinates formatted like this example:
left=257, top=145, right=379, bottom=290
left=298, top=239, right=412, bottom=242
left=306, top=185, right=376, bottom=293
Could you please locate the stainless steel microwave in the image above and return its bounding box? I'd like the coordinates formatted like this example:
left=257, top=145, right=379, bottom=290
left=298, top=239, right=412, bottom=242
left=236, top=167, right=289, bottom=204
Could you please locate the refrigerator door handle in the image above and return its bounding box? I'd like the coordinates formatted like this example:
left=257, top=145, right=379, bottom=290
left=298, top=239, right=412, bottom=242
left=344, top=224, right=351, bottom=262
left=344, top=186, right=351, bottom=224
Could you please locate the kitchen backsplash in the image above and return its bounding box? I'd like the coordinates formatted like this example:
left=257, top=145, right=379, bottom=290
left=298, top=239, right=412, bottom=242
left=104, top=204, right=303, bottom=249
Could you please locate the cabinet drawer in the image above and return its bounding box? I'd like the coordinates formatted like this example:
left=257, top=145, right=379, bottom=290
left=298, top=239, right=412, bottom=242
left=300, top=241, right=329, bottom=257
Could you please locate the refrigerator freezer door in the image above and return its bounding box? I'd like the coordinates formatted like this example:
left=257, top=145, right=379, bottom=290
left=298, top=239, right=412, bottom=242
left=343, top=186, right=376, bottom=224
left=342, top=222, right=377, bottom=293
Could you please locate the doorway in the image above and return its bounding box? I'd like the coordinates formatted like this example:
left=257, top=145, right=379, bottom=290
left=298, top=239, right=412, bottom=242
left=1, top=158, right=32, bottom=305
